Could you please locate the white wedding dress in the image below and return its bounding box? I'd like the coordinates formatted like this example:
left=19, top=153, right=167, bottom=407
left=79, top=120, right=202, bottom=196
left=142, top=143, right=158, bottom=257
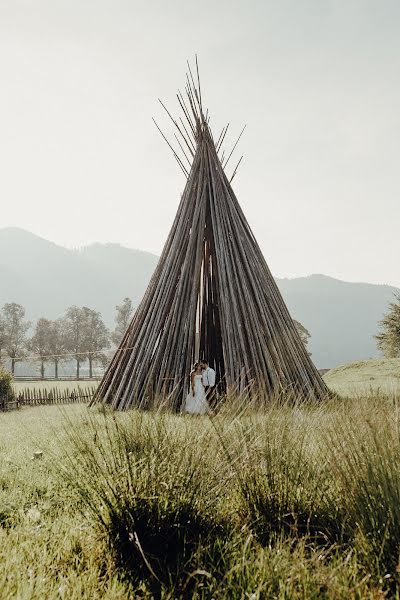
left=184, top=374, right=209, bottom=414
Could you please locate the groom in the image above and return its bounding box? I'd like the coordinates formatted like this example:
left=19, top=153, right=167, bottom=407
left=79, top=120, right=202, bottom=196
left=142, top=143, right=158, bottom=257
left=200, top=360, right=216, bottom=407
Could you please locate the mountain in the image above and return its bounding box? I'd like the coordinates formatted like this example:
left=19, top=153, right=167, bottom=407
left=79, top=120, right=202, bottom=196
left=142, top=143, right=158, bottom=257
left=276, top=275, right=398, bottom=368
left=0, top=228, right=398, bottom=368
left=0, top=227, right=158, bottom=325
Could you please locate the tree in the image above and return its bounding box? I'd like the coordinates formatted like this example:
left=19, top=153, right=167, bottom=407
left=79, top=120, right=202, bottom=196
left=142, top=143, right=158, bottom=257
left=112, top=297, right=133, bottom=346
left=1, top=303, right=31, bottom=374
left=0, top=313, right=6, bottom=363
left=64, top=306, right=110, bottom=379
left=81, top=307, right=110, bottom=377
left=375, top=294, right=400, bottom=358
left=63, top=306, right=87, bottom=379
left=29, top=318, right=54, bottom=378
left=294, top=319, right=311, bottom=353
left=47, top=319, right=68, bottom=379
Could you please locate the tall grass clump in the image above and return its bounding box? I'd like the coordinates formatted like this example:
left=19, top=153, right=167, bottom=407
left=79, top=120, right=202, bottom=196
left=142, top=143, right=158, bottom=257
left=43, top=393, right=400, bottom=598
left=60, top=407, right=234, bottom=596
left=327, top=397, right=400, bottom=581
left=216, top=397, right=346, bottom=546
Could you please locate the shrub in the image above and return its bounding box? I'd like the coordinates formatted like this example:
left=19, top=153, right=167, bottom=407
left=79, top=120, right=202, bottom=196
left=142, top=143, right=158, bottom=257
left=0, top=365, right=14, bottom=401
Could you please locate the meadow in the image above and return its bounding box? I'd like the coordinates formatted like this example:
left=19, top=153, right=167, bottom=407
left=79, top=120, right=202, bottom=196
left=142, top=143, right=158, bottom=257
left=1, top=393, right=400, bottom=599
left=324, top=358, right=400, bottom=397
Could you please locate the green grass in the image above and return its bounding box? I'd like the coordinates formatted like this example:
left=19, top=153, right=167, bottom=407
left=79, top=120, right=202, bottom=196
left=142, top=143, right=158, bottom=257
left=324, top=358, right=400, bottom=397
left=2, top=397, right=400, bottom=598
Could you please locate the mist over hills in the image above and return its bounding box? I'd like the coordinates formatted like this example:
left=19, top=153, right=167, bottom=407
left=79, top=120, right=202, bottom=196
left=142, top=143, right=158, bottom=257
left=0, top=227, right=397, bottom=368
left=277, top=275, right=398, bottom=368
left=0, top=227, right=158, bottom=326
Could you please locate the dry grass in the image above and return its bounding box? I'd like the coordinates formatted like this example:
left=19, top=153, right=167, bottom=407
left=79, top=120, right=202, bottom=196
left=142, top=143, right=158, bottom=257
left=324, top=358, right=400, bottom=396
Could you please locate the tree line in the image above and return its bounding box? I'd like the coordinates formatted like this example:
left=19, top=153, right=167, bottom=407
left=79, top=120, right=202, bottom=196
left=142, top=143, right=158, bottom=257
left=0, top=299, right=311, bottom=378
left=1, top=291, right=398, bottom=379
left=0, top=298, right=133, bottom=378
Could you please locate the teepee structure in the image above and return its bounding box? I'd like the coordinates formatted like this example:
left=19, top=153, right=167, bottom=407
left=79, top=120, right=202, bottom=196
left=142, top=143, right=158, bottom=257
left=92, top=61, right=328, bottom=410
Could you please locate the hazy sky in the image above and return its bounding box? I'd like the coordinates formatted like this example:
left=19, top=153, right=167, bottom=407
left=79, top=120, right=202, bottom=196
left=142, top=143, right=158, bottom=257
left=1, top=0, right=399, bottom=287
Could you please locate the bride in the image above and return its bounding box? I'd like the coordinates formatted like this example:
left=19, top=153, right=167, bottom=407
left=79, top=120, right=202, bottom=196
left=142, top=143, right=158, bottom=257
left=184, top=362, right=210, bottom=415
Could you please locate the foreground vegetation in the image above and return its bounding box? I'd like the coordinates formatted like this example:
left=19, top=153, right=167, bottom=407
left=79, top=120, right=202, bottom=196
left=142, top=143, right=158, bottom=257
left=1, top=395, right=400, bottom=598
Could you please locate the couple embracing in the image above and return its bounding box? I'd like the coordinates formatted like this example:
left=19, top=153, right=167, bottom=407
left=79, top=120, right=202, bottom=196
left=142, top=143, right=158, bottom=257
left=184, top=360, right=216, bottom=415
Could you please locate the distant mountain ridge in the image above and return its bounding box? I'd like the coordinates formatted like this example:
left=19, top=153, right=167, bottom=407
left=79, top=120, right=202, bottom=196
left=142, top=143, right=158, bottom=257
left=0, top=227, right=159, bottom=326
left=276, top=274, right=399, bottom=368
left=0, top=227, right=398, bottom=368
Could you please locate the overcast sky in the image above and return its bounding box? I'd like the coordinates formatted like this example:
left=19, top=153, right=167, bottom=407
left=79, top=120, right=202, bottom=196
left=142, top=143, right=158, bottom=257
left=1, top=0, right=399, bottom=287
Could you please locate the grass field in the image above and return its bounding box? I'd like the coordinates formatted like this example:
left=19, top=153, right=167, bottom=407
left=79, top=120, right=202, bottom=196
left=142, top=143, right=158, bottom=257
left=324, top=358, right=400, bottom=396
left=1, top=396, right=400, bottom=598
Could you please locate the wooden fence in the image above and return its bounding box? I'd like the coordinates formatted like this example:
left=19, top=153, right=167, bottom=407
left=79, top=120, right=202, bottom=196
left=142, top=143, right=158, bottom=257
left=13, top=376, right=102, bottom=382
left=0, top=386, right=96, bottom=412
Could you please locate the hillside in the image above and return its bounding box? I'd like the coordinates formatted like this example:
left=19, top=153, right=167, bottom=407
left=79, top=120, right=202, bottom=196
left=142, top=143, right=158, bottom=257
left=0, top=227, right=398, bottom=368
left=0, top=227, right=159, bottom=325
left=276, top=275, right=399, bottom=368
left=324, top=358, right=400, bottom=396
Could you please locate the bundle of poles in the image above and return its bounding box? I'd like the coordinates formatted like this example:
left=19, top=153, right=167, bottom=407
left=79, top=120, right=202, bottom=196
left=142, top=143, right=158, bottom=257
left=91, top=59, right=329, bottom=410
